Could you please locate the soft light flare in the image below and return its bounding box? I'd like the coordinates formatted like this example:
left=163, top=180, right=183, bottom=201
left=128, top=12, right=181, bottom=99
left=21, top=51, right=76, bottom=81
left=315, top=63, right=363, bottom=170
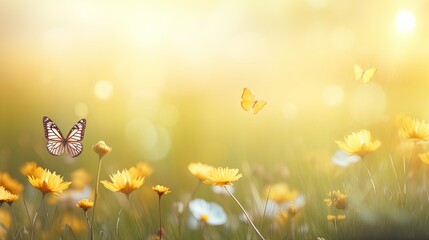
left=395, top=9, right=415, bottom=33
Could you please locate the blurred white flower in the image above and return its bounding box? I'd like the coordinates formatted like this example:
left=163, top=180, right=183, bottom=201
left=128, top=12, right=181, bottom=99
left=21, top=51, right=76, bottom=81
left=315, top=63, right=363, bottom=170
left=57, top=185, right=92, bottom=207
left=264, top=200, right=280, bottom=217
left=279, top=193, right=306, bottom=209
left=332, top=150, right=361, bottom=167
left=173, top=201, right=185, bottom=214
left=211, top=185, right=234, bottom=195
left=187, top=198, right=227, bottom=230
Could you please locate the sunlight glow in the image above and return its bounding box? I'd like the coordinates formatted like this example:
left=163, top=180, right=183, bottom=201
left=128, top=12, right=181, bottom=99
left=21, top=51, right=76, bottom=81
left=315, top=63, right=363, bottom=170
left=395, top=9, right=415, bottom=33
left=323, top=84, right=344, bottom=107
left=95, top=80, right=113, bottom=100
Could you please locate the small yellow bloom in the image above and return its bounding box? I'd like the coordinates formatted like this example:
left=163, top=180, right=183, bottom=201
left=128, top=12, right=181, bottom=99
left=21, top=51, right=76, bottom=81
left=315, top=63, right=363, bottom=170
left=101, top=169, right=144, bottom=196
left=398, top=117, right=429, bottom=142
left=76, top=199, right=94, bottom=211
left=60, top=212, right=86, bottom=233
left=28, top=169, right=72, bottom=196
left=152, top=185, right=171, bottom=197
left=287, top=204, right=298, bottom=218
left=0, top=186, right=19, bottom=205
left=265, top=183, right=299, bottom=204
left=20, top=162, right=44, bottom=178
left=203, top=167, right=242, bottom=186
left=0, top=208, right=11, bottom=238
left=92, top=141, right=112, bottom=159
left=336, top=129, right=381, bottom=158
left=188, top=162, right=213, bottom=181
left=324, top=190, right=348, bottom=210
left=0, top=172, right=24, bottom=195
left=71, top=168, right=92, bottom=190
left=129, top=162, right=154, bottom=178
left=327, top=214, right=346, bottom=222
left=419, top=152, right=429, bottom=165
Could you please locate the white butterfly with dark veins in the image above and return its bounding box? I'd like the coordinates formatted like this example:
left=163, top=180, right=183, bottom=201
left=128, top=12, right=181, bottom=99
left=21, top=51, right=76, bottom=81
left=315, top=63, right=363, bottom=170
left=43, top=116, right=86, bottom=158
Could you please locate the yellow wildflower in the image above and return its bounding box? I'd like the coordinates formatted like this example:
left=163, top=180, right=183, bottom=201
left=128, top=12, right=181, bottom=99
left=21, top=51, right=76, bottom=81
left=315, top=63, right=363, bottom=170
left=152, top=185, right=171, bottom=197
left=60, top=212, right=86, bottom=233
left=188, top=162, right=213, bottom=181
left=0, top=208, right=11, bottom=239
left=398, top=117, right=429, bottom=142
left=287, top=204, right=298, bottom=218
left=71, top=168, right=92, bottom=190
left=0, top=186, right=19, bottom=205
left=28, top=169, right=72, bottom=195
left=0, top=172, right=24, bottom=195
left=324, top=190, right=348, bottom=210
left=327, top=214, right=346, bottom=222
left=101, top=169, right=144, bottom=197
left=203, top=167, right=242, bottom=186
left=129, top=162, right=154, bottom=178
left=76, top=199, right=94, bottom=211
left=20, top=162, right=44, bottom=178
left=265, top=183, right=299, bottom=204
left=336, top=129, right=381, bottom=158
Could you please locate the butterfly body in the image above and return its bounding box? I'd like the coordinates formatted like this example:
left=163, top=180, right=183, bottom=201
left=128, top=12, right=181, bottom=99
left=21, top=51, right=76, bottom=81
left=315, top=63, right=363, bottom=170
left=354, top=64, right=377, bottom=83
left=241, top=88, right=266, bottom=114
left=43, top=116, right=86, bottom=158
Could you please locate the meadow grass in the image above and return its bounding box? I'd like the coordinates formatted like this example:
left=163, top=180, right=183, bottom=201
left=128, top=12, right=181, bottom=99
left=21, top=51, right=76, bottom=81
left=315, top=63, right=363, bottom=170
left=1, top=117, right=429, bottom=240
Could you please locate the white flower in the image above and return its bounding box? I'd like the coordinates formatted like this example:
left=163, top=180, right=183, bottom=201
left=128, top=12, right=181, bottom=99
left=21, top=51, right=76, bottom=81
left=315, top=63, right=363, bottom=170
left=263, top=200, right=280, bottom=217
left=187, top=198, right=227, bottom=230
left=332, top=150, right=361, bottom=167
left=211, top=185, right=234, bottom=195
left=57, top=185, right=92, bottom=207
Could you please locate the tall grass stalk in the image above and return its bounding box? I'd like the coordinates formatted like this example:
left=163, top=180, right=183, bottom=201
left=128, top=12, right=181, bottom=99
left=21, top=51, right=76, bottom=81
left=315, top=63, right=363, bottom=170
left=129, top=197, right=143, bottom=239
left=30, top=195, right=45, bottom=240
left=115, top=205, right=125, bottom=239
left=179, top=180, right=201, bottom=240
left=91, top=156, right=104, bottom=240
left=403, top=142, right=416, bottom=204
left=223, top=186, right=266, bottom=240
left=8, top=203, right=17, bottom=240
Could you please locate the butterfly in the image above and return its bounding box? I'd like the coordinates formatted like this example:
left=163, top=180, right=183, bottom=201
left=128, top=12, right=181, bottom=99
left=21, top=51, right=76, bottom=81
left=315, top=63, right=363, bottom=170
left=43, top=116, right=86, bottom=158
left=354, top=64, right=377, bottom=83
left=241, top=88, right=266, bottom=114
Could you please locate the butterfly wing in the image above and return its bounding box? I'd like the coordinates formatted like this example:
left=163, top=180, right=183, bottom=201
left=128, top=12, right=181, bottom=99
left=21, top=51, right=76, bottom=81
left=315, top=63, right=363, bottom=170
left=362, top=67, right=377, bottom=83
left=43, top=116, right=66, bottom=156
left=253, top=100, right=267, bottom=114
left=241, top=88, right=256, bottom=111
left=354, top=64, right=364, bottom=81
left=64, top=119, right=86, bottom=158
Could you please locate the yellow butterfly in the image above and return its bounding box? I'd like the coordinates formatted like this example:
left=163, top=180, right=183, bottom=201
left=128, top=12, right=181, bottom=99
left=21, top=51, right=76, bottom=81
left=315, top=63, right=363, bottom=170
left=354, top=64, right=377, bottom=83
left=241, top=88, right=266, bottom=114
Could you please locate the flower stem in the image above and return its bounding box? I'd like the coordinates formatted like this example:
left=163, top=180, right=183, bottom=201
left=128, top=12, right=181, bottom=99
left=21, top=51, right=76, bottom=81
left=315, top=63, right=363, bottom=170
left=224, top=186, right=266, bottom=240
left=83, top=211, right=92, bottom=239
left=91, top=156, right=104, bottom=240
left=158, top=196, right=162, bottom=240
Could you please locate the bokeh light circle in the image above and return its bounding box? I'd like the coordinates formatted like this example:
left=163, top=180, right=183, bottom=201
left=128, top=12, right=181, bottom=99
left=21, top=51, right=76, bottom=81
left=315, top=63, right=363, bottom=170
left=95, top=80, right=113, bottom=100
left=323, top=84, right=344, bottom=107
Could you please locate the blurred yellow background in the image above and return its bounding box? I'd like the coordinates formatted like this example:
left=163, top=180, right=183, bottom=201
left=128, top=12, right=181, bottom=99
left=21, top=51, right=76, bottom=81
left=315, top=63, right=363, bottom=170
left=1, top=0, right=429, bottom=185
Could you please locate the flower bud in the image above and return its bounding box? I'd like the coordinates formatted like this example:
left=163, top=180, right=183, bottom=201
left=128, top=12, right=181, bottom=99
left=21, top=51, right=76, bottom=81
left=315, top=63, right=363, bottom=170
left=92, top=141, right=111, bottom=159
